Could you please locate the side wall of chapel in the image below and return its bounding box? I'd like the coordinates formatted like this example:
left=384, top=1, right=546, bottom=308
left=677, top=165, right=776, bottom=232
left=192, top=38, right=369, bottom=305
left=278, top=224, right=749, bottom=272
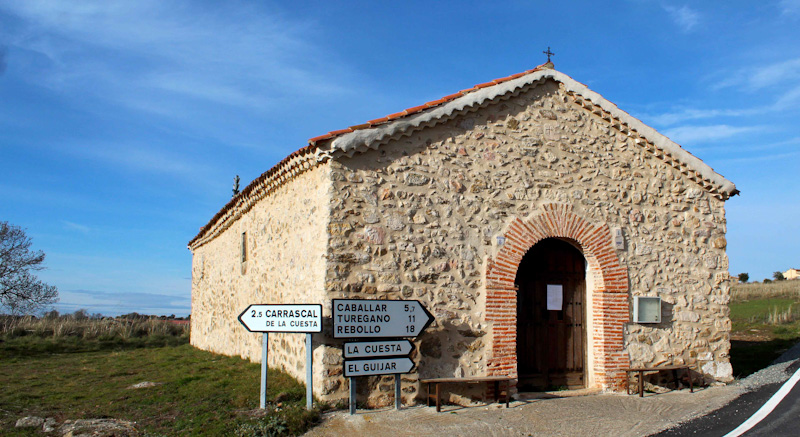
left=191, top=164, right=332, bottom=391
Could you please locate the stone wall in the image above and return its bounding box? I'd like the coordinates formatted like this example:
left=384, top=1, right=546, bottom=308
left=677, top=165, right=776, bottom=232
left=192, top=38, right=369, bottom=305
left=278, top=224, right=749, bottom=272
left=191, top=164, right=332, bottom=390
left=322, top=79, right=731, bottom=404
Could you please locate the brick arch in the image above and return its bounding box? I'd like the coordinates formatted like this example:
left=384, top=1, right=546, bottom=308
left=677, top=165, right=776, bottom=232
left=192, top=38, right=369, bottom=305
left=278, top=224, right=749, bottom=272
left=485, top=203, right=630, bottom=390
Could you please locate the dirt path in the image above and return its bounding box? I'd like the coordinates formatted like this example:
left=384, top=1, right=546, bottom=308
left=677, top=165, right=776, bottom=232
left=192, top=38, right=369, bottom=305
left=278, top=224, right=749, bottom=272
left=305, top=385, right=742, bottom=437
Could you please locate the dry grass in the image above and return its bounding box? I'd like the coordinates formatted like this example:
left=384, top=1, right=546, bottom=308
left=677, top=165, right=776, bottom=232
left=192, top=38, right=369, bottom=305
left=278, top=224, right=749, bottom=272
left=731, top=280, right=800, bottom=303
left=0, top=314, right=189, bottom=341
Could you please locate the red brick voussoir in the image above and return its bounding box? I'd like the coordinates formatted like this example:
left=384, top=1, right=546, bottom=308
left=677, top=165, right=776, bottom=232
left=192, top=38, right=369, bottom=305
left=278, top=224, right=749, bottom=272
left=485, top=204, right=630, bottom=391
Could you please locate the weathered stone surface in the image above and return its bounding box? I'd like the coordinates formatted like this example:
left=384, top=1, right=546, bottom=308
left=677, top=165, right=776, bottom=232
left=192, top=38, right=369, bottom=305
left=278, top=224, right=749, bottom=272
left=127, top=381, right=160, bottom=389
left=190, top=165, right=331, bottom=397
left=15, top=416, right=44, bottom=428
left=59, top=419, right=138, bottom=437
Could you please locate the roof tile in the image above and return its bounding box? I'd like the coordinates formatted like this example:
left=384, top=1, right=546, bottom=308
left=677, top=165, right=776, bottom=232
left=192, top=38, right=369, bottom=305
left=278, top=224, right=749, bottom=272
left=308, top=134, right=332, bottom=144
left=367, top=117, right=389, bottom=125
left=404, top=104, right=430, bottom=114
left=328, top=128, right=354, bottom=136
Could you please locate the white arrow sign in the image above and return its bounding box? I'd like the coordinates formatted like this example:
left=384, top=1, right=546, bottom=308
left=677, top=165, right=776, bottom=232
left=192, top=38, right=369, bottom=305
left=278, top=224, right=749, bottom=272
left=343, top=357, right=415, bottom=377
left=238, top=304, right=322, bottom=333
left=333, top=299, right=434, bottom=339
left=343, top=340, right=415, bottom=359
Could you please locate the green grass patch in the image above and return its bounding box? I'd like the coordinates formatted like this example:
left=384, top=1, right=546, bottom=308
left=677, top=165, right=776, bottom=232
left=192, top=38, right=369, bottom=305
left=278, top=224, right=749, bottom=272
left=0, top=339, right=324, bottom=436
left=729, top=281, right=800, bottom=378
left=730, top=298, right=796, bottom=321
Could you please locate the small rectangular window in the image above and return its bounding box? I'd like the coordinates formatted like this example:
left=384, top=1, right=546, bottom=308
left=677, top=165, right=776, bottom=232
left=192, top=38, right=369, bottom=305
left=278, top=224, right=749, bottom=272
left=241, top=232, right=247, bottom=263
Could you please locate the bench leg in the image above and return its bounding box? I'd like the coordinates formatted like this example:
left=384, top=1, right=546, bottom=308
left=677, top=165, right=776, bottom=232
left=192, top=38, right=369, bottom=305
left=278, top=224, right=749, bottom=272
left=436, top=383, right=441, bottom=413
left=625, top=371, right=630, bottom=395
left=638, top=370, right=644, bottom=397
left=426, top=382, right=431, bottom=407
left=688, top=368, right=694, bottom=393
left=672, top=368, right=679, bottom=391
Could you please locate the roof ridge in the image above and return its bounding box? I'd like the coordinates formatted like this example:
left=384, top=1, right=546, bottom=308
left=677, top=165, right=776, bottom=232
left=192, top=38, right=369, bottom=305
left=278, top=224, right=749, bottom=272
left=307, top=64, right=548, bottom=146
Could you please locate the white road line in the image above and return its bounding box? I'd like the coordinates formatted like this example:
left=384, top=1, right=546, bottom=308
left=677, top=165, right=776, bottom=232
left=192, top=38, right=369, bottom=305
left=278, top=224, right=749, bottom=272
left=724, top=365, right=800, bottom=437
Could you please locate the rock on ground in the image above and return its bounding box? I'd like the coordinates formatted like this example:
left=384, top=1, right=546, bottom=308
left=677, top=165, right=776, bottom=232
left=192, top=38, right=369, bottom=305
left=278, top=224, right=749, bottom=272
left=15, top=416, right=45, bottom=428
left=59, top=419, right=138, bottom=437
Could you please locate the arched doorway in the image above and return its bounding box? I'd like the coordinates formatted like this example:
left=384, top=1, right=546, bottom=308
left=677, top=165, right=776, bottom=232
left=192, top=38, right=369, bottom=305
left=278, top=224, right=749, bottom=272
left=515, top=238, right=586, bottom=391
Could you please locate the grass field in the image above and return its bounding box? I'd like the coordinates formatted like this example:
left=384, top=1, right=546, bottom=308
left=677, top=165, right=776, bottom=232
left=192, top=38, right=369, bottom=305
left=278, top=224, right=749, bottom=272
left=0, top=316, right=323, bottom=436
left=729, top=280, right=800, bottom=377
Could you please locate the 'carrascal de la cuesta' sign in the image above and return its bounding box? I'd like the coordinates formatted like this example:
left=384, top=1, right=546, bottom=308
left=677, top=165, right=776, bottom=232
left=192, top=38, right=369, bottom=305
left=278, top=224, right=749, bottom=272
left=238, top=304, right=322, bottom=333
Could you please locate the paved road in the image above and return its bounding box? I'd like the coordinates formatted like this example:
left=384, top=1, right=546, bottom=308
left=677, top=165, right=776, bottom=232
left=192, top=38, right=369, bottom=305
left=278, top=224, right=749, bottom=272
left=653, top=360, right=800, bottom=437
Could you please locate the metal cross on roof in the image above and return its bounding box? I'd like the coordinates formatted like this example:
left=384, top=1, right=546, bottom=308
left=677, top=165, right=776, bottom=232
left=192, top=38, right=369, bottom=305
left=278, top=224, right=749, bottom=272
left=543, top=47, right=555, bottom=63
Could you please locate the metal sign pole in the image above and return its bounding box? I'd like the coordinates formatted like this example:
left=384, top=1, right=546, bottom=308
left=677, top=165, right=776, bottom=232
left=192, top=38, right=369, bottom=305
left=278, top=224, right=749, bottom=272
left=395, top=373, right=401, bottom=410
left=260, top=332, right=268, bottom=409
left=349, top=377, right=356, bottom=415
left=306, top=333, right=313, bottom=410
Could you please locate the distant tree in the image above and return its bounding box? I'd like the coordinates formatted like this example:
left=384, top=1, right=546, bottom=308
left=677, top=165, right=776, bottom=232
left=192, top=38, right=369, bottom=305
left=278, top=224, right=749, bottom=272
left=0, top=222, right=58, bottom=314
left=773, top=271, right=786, bottom=281
left=738, top=273, right=749, bottom=283
left=71, top=309, right=89, bottom=320
left=764, top=278, right=773, bottom=284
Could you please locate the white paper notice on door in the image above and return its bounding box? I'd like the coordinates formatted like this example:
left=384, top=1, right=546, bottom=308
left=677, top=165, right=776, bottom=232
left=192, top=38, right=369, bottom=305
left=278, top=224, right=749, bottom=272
left=546, top=284, right=563, bottom=311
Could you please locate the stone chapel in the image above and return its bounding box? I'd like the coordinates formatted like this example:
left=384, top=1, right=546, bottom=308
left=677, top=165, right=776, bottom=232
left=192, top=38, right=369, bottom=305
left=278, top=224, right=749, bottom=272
left=188, top=63, right=737, bottom=406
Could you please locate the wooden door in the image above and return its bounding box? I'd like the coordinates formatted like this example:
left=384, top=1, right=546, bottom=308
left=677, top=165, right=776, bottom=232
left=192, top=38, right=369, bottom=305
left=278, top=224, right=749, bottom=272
left=516, top=238, right=586, bottom=391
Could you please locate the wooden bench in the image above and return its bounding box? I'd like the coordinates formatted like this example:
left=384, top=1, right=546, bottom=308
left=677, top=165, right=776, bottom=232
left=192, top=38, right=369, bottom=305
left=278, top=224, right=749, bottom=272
left=624, top=365, right=694, bottom=397
left=421, top=376, right=512, bottom=412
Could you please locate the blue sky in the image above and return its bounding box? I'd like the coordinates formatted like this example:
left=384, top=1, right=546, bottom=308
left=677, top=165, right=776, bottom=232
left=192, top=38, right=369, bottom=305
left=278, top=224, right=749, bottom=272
left=1, top=1, right=798, bottom=316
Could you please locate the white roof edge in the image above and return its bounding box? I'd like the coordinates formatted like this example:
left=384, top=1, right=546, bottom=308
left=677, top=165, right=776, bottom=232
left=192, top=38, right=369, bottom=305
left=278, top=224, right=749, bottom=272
left=330, top=69, right=737, bottom=196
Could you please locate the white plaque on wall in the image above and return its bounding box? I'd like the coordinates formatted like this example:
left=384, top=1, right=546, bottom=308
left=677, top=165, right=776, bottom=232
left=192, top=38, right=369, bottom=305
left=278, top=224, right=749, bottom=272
left=546, top=284, right=563, bottom=311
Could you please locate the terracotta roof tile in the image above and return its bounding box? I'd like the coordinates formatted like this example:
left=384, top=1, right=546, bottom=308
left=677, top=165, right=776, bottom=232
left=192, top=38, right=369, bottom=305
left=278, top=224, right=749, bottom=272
left=425, top=98, right=450, bottom=107
left=367, top=116, right=389, bottom=125
left=440, top=92, right=463, bottom=101
left=328, top=128, right=354, bottom=136
left=404, top=104, right=430, bottom=114
left=308, top=134, right=331, bottom=144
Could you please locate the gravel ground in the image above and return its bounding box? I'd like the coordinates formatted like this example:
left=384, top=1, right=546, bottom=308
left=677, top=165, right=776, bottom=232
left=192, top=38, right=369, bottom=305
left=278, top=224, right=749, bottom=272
left=305, top=343, right=800, bottom=437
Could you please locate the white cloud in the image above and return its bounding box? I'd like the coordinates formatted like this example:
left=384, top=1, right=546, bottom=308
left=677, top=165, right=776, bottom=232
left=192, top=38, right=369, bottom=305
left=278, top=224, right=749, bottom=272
left=63, top=221, right=90, bottom=234
left=663, top=5, right=700, bottom=32
left=715, top=57, right=800, bottom=90
left=662, top=124, right=759, bottom=144
left=780, top=0, right=800, bottom=16
left=719, top=149, right=800, bottom=163
left=774, top=84, right=800, bottom=109
left=63, top=140, right=220, bottom=189
left=0, top=1, right=355, bottom=115
left=56, top=289, right=190, bottom=316
left=645, top=107, right=765, bottom=126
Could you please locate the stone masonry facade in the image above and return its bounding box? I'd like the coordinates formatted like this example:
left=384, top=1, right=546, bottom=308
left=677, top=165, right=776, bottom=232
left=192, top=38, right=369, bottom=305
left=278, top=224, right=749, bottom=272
left=190, top=71, right=734, bottom=407
left=191, top=165, right=332, bottom=394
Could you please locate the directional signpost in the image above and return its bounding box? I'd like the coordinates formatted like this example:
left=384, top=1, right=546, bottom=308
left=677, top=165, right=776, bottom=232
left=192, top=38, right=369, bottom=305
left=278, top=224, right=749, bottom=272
left=333, top=299, right=434, bottom=414
left=238, top=304, right=322, bottom=410
left=343, top=339, right=415, bottom=359
left=238, top=304, right=322, bottom=333
left=344, top=357, right=415, bottom=377
left=333, top=299, right=434, bottom=339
